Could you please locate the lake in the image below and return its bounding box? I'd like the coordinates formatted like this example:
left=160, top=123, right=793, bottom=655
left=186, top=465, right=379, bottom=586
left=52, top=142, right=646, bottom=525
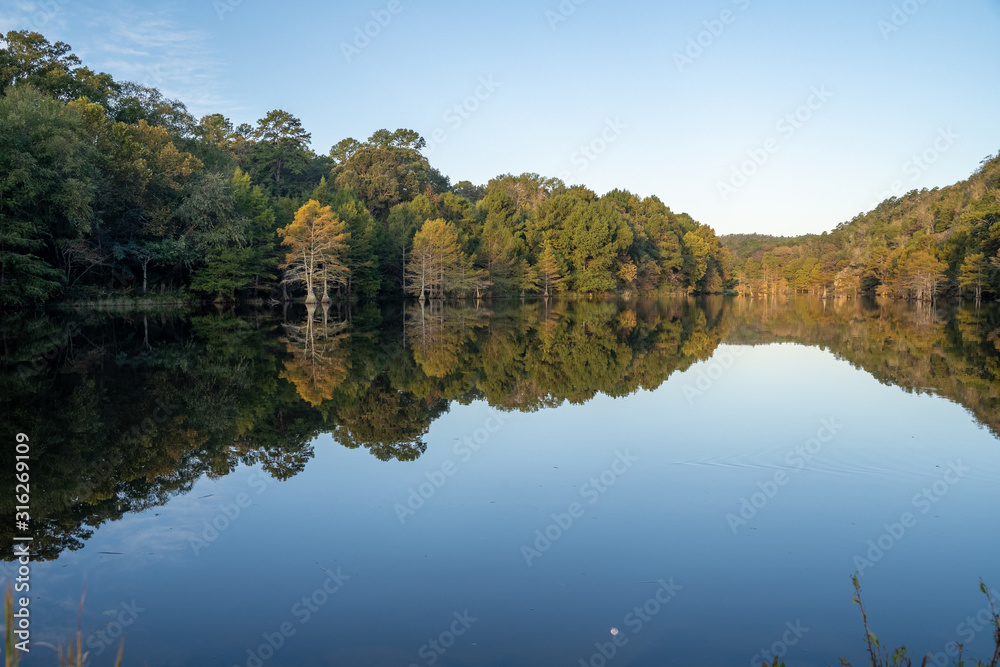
left=3, top=296, right=1000, bottom=667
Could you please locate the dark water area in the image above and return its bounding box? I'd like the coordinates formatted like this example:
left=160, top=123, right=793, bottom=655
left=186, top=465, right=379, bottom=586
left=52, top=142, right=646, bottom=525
left=2, top=296, right=1000, bottom=666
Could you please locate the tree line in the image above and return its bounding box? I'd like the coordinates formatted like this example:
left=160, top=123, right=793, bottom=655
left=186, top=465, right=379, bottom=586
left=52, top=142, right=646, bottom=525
left=0, top=30, right=730, bottom=306
left=723, top=153, right=1000, bottom=302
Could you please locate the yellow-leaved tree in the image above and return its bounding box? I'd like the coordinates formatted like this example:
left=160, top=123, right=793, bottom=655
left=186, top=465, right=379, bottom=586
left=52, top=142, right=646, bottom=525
left=405, top=218, right=477, bottom=299
left=278, top=200, right=349, bottom=303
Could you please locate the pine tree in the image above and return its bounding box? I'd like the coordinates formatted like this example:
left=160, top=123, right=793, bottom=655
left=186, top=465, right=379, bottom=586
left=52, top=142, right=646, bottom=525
left=537, top=240, right=564, bottom=297
left=478, top=217, right=521, bottom=294
left=959, top=252, right=988, bottom=301
left=519, top=260, right=539, bottom=297
left=332, top=190, right=382, bottom=297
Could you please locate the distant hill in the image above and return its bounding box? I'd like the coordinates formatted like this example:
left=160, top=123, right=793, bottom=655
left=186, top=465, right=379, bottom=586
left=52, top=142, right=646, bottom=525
left=721, top=153, right=1000, bottom=300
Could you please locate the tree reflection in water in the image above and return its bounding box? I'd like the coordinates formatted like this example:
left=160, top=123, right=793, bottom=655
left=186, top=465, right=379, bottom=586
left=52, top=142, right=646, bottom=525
left=2, top=296, right=998, bottom=559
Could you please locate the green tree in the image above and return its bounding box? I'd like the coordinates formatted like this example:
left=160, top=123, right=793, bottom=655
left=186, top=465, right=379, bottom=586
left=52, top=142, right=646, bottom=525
left=196, top=113, right=235, bottom=147
left=332, top=129, right=448, bottom=219
left=384, top=200, right=425, bottom=292
left=863, top=245, right=893, bottom=291
left=537, top=239, right=565, bottom=296
left=959, top=252, right=989, bottom=302
left=405, top=218, right=473, bottom=299
left=0, top=86, right=94, bottom=305
left=603, top=189, right=686, bottom=289
left=682, top=231, right=710, bottom=291
left=111, top=81, right=194, bottom=138
left=478, top=217, right=523, bottom=295
left=0, top=30, right=116, bottom=104
left=896, top=250, right=948, bottom=301
left=453, top=180, right=486, bottom=203
left=249, top=109, right=312, bottom=195
left=189, top=113, right=239, bottom=172
left=330, top=188, right=383, bottom=298
left=329, top=137, right=362, bottom=166
left=561, top=199, right=633, bottom=293
left=183, top=171, right=276, bottom=300
left=72, top=108, right=203, bottom=292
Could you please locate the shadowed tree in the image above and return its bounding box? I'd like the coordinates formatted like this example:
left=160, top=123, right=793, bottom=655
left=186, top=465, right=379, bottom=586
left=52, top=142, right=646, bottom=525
left=0, top=86, right=94, bottom=305
left=537, top=239, right=564, bottom=297
left=0, top=30, right=116, bottom=104
left=959, top=252, right=988, bottom=302
left=250, top=109, right=312, bottom=195
left=561, top=199, right=633, bottom=293
left=332, top=129, right=448, bottom=219
left=111, top=81, right=195, bottom=138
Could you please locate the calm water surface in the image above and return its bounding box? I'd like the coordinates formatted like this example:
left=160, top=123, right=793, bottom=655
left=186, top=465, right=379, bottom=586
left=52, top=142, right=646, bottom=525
left=3, top=297, right=1000, bottom=666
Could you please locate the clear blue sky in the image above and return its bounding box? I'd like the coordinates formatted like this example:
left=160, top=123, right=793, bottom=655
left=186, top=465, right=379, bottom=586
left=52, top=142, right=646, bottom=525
left=4, top=0, right=999, bottom=236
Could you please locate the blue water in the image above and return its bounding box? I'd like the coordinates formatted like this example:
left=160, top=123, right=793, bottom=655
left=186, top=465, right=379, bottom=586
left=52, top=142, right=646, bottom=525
left=17, top=333, right=1000, bottom=667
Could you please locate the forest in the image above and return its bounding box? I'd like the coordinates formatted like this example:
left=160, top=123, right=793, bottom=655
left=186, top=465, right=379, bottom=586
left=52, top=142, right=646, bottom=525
left=0, top=30, right=731, bottom=306
left=723, top=153, right=1000, bottom=301
left=4, top=30, right=999, bottom=307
